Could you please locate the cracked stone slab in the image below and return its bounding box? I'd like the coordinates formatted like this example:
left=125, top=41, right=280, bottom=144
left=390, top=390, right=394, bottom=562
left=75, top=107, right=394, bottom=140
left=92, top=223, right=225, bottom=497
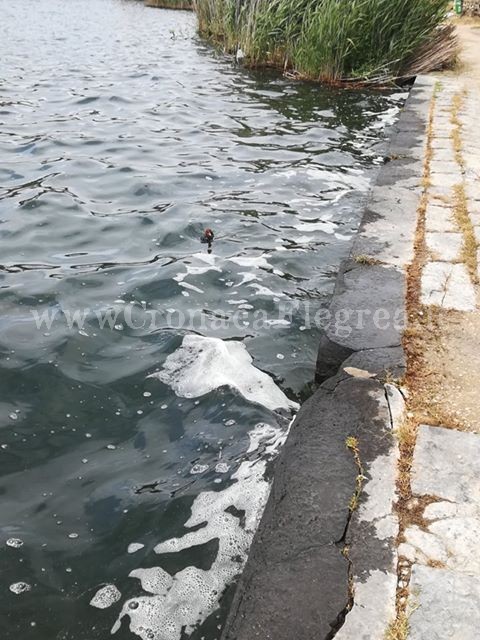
left=334, top=570, right=397, bottom=640
left=353, top=185, right=421, bottom=268
left=411, top=424, right=480, bottom=503
left=407, top=423, right=480, bottom=575
left=334, top=385, right=402, bottom=640
left=425, top=231, right=462, bottom=261
left=421, top=262, right=476, bottom=311
left=321, top=264, right=405, bottom=354
left=424, top=203, right=456, bottom=233
left=408, top=565, right=480, bottom=640
left=404, top=525, right=449, bottom=565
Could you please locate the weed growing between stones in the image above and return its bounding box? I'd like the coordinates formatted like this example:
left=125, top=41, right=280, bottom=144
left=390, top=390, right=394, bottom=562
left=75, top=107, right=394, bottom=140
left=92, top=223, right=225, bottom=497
left=384, top=611, right=409, bottom=640
left=354, top=254, right=383, bottom=266
left=453, top=183, right=479, bottom=283
left=146, top=0, right=193, bottom=8
left=450, top=90, right=466, bottom=167
left=390, top=81, right=436, bottom=638
left=345, top=436, right=364, bottom=512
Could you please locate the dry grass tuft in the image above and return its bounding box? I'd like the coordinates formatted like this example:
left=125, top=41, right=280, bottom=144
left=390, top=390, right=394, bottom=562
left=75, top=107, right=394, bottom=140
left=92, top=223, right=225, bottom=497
left=146, top=0, right=192, bottom=8
left=345, top=436, right=363, bottom=512
left=385, top=611, right=410, bottom=640
left=450, top=91, right=465, bottom=167
left=453, top=183, right=478, bottom=283
left=354, top=254, right=382, bottom=265
left=402, top=23, right=458, bottom=77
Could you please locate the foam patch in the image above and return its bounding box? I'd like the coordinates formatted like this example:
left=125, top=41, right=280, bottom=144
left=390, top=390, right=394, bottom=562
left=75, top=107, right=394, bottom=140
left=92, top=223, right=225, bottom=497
left=149, top=335, right=297, bottom=412
left=90, top=584, right=121, bottom=609
left=112, top=423, right=288, bottom=640
left=128, top=543, right=145, bottom=554
left=9, top=582, right=31, bottom=595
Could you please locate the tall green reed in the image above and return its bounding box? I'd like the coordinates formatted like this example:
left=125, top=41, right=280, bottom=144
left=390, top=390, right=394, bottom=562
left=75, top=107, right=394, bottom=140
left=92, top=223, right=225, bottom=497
left=194, top=0, right=454, bottom=83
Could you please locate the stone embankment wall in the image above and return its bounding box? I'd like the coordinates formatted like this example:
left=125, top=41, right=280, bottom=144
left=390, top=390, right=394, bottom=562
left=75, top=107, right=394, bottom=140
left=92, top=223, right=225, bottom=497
left=220, top=77, right=436, bottom=640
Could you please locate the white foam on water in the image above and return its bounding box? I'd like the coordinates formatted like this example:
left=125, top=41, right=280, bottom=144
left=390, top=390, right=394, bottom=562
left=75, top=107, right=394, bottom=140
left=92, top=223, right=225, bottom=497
left=6, top=538, right=24, bottom=549
left=235, top=272, right=260, bottom=287
left=90, top=584, right=121, bottom=609
left=247, top=283, right=285, bottom=298
left=174, top=263, right=221, bottom=284
left=190, top=464, right=209, bottom=475
left=149, top=335, right=296, bottom=412
left=293, top=219, right=337, bottom=234
left=112, top=423, right=289, bottom=640
left=226, top=299, right=248, bottom=305
left=128, top=543, right=145, bottom=554
left=178, top=282, right=204, bottom=294
left=264, top=319, right=291, bottom=327
left=129, top=567, right=173, bottom=595
left=228, top=255, right=271, bottom=270
left=190, top=252, right=217, bottom=266
left=9, top=582, right=31, bottom=595
left=246, top=422, right=288, bottom=455
left=294, top=235, right=315, bottom=244
left=335, top=232, right=352, bottom=241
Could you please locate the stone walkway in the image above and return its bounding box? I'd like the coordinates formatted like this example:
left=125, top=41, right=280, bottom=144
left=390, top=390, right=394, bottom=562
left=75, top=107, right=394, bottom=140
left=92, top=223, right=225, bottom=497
left=420, top=79, right=479, bottom=310
left=401, top=22, right=480, bottom=640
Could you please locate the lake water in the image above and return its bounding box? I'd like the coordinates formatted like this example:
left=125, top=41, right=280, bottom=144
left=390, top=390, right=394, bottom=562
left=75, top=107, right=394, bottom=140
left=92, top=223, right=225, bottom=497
left=0, top=1, right=405, bottom=638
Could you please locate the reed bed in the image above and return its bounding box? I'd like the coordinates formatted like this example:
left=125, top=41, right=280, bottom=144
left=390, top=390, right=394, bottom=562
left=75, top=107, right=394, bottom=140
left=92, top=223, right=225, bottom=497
left=193, top=0, right=456, bottom=84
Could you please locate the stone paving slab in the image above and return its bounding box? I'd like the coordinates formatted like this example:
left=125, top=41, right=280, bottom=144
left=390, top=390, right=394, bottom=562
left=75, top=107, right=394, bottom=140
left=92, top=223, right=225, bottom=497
left=421, top=262, right=476, bottom=311
left=469, top=210, right=480, bottom=225
left=430, top=141, right=453, bottom=158
left=408, top=565, right=480, bottom=640
left=465, top=182, right=480, bottom=202
left=405, top=426, right=480, bottom=638
left=424, top=203, right=456, bottom=233
left=425, top=231, right=462, bottom=261
left=420, top=80, right=479, bottom=313
left=428, top=184, right=455, bottom=198
left=429, top=160, right=461, bottom=174
left=411, top=424, right=480, bottom=502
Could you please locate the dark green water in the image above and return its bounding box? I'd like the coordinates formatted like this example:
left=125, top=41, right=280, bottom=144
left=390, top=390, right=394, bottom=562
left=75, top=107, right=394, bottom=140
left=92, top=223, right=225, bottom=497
left=0, top=1, right=405, bottom=638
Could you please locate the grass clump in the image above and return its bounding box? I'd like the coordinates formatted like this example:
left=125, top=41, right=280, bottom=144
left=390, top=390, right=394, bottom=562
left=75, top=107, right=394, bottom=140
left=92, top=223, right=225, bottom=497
left=194, top=0, right=457, bottom=84
left=354, top=254, right=382, bottom=265
left=453, top=183, right=478, bottom=283
left=147, top=0, right=192, bottom=8
left=345, top=436, right=364, bottom=512
left=385, top=611, right=409, bottom=640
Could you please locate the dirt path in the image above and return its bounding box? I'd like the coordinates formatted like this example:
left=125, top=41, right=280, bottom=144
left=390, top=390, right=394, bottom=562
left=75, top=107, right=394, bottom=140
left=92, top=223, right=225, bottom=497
left=455, top=19, right=480, bottom=86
